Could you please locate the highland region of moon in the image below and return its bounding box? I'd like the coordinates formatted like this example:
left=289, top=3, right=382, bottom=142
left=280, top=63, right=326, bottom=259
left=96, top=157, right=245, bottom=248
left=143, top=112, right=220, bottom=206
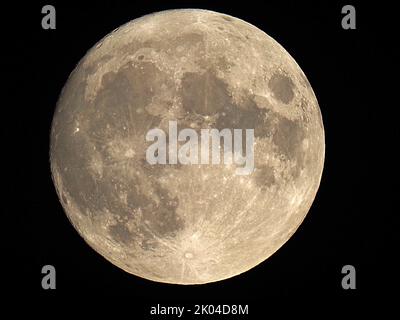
left=50, top=9, right=325, bottom=284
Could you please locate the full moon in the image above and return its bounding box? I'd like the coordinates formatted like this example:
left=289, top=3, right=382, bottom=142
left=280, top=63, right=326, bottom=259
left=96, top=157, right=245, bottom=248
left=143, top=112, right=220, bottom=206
left=50, top=9, right=325, bottom=284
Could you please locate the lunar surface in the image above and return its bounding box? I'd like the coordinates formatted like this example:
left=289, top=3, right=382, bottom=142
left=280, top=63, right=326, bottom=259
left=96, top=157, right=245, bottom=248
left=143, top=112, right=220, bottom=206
left=50, top=9, right=325, bottom=284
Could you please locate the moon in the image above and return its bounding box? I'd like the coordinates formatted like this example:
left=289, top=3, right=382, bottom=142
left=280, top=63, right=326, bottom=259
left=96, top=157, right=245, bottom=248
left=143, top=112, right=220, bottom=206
left=50, top=9, right=325, bottom=284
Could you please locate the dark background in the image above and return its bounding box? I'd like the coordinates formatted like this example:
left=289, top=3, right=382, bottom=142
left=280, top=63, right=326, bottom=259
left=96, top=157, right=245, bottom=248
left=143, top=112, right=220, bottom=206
left=3, top=0, right=397, bottom=310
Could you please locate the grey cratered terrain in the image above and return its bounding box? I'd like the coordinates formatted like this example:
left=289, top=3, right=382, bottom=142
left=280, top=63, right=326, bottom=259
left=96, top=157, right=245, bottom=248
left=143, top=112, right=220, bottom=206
left=50, top=9, right=325, bottom=284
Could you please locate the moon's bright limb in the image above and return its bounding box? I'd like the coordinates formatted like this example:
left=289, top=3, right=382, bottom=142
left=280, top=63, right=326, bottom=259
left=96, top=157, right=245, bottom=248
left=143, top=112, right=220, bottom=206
left=50, top=9, right=325, bottom=284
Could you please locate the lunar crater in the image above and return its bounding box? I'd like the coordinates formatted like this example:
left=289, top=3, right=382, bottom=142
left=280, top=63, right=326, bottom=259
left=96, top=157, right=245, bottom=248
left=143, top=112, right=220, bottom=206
left=268, top=72, right=295, bottom=104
